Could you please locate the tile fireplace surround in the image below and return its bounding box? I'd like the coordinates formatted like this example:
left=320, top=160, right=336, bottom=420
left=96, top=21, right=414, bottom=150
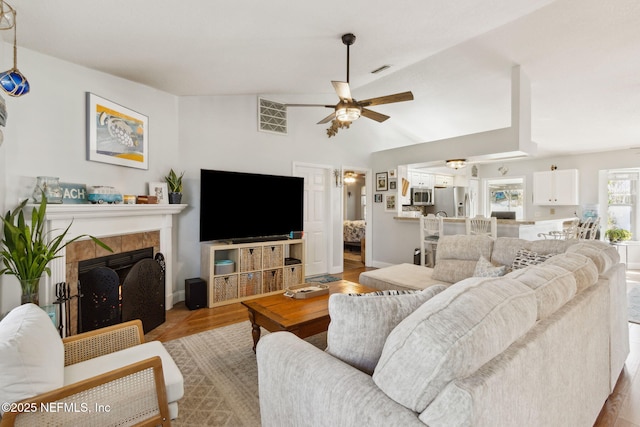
left=33, top=203, right=186, bottom=312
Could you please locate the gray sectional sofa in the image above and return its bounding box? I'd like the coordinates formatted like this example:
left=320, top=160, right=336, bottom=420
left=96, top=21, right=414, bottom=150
left=256, top=235, right=629, bottom=426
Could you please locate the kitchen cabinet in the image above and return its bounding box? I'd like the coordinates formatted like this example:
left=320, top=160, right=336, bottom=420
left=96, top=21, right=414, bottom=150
left=409, top=170, right=434, bottom=188
left=533, top=169, right=579, bottom=205
left=434, top=174, right=452, bottom=187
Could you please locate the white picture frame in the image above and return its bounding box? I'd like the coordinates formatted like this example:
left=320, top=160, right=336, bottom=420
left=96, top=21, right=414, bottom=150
left=148, top=182, right=168, bottom=204
left=384, top=194, right=396, bottom=212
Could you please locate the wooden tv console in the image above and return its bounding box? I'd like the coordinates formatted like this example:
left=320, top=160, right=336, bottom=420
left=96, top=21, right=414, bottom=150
left=200, top=239, right=305, bottom=307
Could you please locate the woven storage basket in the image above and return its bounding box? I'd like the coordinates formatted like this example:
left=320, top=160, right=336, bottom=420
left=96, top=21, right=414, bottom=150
left=213, top=275, right=238, bottom=302
left=263, top=268, right=283, bottom=293
left=262, top=244, right=284, bottom=268
left=239, top=272, right=263, bottom=297
left=283, top=265, right=303, bottom=287
left=239, top=247, right=262, bottom=272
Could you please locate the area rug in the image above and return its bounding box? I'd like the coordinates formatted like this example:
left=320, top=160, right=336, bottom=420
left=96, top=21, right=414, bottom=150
left=305, top=274, right=341, bottom=283
left=163, top=321, right=326, bottom=426
left=629, top=285, right=640, bottom=324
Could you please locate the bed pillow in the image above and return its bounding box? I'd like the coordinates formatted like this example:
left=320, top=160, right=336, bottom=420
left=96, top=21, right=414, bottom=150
left=473, top=256, right=507, bottom=277
left=326, top=286, right=446, bottom=374
left=0, top=303, right=64, bottom=413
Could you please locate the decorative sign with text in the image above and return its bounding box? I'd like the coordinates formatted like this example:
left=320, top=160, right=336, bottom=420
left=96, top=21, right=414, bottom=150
left=60, top=183, right=88, bottom=204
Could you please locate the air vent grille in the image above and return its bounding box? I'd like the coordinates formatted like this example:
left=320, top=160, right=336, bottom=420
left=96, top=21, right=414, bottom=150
left=258, top=97, right=287, bottom=135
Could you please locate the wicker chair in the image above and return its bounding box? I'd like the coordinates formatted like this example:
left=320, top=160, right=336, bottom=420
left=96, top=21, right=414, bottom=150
left=0, top=304, right=180, bottom=426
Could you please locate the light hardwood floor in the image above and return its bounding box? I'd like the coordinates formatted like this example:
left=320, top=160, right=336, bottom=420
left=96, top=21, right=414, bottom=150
left=146, top=267, right=640, bottom=426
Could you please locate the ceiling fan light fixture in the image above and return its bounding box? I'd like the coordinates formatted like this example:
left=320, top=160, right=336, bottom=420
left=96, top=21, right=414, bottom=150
left=336, top=106, right=361, bottom=122
left=446, top=159, right=467, bottom=170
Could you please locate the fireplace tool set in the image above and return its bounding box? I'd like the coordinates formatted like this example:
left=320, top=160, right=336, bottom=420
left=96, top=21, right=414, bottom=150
left=53, top=281, right=79, bottom=338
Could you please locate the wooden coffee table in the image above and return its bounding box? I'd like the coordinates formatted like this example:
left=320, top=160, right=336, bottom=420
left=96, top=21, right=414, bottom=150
left=242, top=280, right=374, bottom=351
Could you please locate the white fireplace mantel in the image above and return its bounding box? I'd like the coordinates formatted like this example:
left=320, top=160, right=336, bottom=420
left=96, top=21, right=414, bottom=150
left=33, top=203, right=187, bottom=309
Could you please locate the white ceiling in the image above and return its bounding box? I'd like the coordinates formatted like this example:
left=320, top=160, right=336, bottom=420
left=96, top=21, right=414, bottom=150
left=5, top=0, right=640, bottom=157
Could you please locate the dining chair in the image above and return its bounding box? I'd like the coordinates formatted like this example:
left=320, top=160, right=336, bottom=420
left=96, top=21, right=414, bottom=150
left=419, top=214, right=443, bottom=267
left=465, top=215, right=497, bottom=239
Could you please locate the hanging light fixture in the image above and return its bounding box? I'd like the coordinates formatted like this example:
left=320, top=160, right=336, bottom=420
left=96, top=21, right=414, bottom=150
left=445, top=159, right=467, bottom=170
left=0, top=2, right=29, bottom=97
left=343, top=171, right=357, bottom=184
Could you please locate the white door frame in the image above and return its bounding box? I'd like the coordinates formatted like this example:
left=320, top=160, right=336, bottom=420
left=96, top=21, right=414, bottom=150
left=340, top=165, right=372, bottom=268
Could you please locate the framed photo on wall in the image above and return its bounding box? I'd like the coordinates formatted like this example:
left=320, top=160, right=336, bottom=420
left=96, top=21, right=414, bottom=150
left=148, top=182, right=168, bottom=204
left=384, top=194, right=396, bottom=212
left=389, top=179, right=397, bottom=190
left=374, top=193, right=383, bottom=203
left=86, top=92, right=149, bottom=170
left=376, top=172, right=388, bottom=191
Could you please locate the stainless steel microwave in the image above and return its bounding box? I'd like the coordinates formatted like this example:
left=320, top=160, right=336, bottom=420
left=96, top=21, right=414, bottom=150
left=411, top=187, right=433, bottom=206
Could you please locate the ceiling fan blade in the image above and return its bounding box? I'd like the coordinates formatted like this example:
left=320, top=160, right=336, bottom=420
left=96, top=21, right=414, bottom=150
left=358, top=91, right=414, bottom=107
left=317, top=111, right=336, bottom=124
left=286, top=104, right=335, bottom=108
left=361, top=108, right=390, bottom=123
left=332, top=81, right=352, bottom=101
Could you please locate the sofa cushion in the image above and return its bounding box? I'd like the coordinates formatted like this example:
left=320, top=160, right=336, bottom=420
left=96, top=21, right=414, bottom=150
left=432, top=235, right=494, bottom=283
left=542, top=252, right=599, bottom=292
left=64, top=340, right=184, bottom=405
left=566, top=241, right=619, bottom=274
left=473, top=256, right=507, bottom=277
left=358, top=263, right=449, bottom=291
left=491, top=237, right=573, bottom=267
left=0, top=303, right=64, bottom=413
left=373, top=277, right=537, bottom=412
left=326, top=286, right=446, bottom=374
left=511, top=248, right=557, bottom=270
left=506, top=264, right=577, bottom=320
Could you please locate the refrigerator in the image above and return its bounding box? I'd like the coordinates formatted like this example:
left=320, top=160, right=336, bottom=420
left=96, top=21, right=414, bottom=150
left=427, top=186, right=469, bottom=217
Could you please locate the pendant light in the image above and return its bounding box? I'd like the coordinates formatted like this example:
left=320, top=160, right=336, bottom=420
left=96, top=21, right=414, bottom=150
left=0, top=2, right=29, bottom=97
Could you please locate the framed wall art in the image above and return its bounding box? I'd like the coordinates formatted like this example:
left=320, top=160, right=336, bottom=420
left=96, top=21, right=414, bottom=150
left=389, top=179, right=397, bottom=190
left=148, top=182, right=168, bottom=204
left=374, top=193, right=382, bottom=203
left=384, top=194, right=396, bottom=212
left=376, top=172, right=388, bottom=191
left=86, top=92, right=149, bottom=170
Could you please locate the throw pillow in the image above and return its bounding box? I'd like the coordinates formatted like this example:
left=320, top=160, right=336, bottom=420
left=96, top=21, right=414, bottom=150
left=0, top=303, right=64, bottom=413
left=510, top=249, right=557, bottom=270
left=326, top=286, right=446, bottom=375
left=473, top=256, right=507, bottom=277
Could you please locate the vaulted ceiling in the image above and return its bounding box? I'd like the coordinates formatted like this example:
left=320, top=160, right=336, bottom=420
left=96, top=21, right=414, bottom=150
left=6, top=0, right=640, bottom=157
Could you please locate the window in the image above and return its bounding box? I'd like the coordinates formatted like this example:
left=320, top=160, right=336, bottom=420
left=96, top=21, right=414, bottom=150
left=607, top=171, right=637, bottom=239
left=485, top=177, right=525, bottom=220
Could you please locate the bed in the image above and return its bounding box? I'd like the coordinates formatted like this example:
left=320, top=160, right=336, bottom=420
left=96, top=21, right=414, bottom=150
left=343, top=220, right=366, bottom=249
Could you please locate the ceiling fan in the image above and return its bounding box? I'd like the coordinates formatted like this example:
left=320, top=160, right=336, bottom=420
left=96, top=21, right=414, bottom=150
left=287, top=33, right=414, bottom=137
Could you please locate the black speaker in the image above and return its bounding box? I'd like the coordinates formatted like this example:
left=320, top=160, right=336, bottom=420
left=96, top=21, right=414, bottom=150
left=185, top=278, right=207, bottom=310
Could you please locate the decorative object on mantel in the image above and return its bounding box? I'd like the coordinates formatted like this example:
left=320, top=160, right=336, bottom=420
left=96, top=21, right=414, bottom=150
left=0, top=1, right=30, bottom=97
left=59, top=182, right=88, bottom=204
left=87, top=185, right=123, bottom=204
left=136, top=195, right=158, bottom=204
left=445, top=159, right=466, bottom=170
left=148, top=181, right=168, bottom=204
left=86, top=92, right=149, bottom=170
left=31, top=176, right=63, bottom=204
left=0, top=195, right=112, bottom=305
left=164, top=168, right=184, bottom=204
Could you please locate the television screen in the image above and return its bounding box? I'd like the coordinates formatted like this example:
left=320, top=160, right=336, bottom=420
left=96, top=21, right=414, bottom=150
left=200, top=169, right=304, bottom=242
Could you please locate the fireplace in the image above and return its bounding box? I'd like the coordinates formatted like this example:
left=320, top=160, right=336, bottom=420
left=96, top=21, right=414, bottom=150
left=33, top=203, right=186, bottom=337
left=77, top=248, right=165, bottom=334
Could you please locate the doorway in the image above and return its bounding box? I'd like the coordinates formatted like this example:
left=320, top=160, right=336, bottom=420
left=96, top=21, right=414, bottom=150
left=343, top=170, right=366, bottom=271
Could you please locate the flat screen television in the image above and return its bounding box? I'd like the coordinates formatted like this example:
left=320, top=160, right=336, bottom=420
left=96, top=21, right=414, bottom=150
left=200, top=169, right=304, bottom=243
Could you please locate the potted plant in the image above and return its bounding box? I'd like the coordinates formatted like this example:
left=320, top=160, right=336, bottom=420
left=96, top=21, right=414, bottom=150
left=165, top=168, right=184, bottom=204
left=0, top=195, right=112, bottom=305
left=605, top=228, right=631, bottom=243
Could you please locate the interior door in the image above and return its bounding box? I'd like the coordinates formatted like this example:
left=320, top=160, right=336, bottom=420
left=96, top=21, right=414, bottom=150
left=294, top=165, right=329, bottom=276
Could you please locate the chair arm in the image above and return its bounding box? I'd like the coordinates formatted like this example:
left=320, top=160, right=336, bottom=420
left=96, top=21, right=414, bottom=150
left=62, top=320, right=145, bottom=366
left=0, top=356, right=170, bottom=427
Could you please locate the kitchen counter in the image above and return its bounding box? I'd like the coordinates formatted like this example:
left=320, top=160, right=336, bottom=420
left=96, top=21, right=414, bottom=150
left=395, top=216, right=577, bottom=240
